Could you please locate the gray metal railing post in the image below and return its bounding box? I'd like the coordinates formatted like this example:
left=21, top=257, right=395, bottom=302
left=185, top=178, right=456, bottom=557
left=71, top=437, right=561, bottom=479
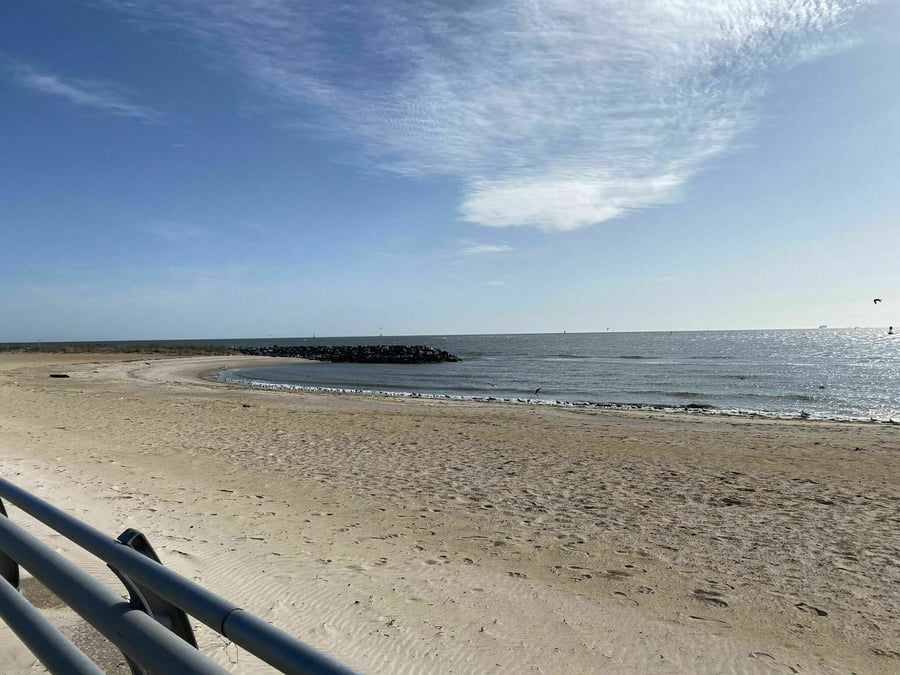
left=111, top=528, right=199, bottom=647
left=0, top=515, right=228, bottom=675
left=0, top=475, right=359, bottom=674
left=0, top=575, right=105, bottom=675
left=0, top=497, right=19, bottom=588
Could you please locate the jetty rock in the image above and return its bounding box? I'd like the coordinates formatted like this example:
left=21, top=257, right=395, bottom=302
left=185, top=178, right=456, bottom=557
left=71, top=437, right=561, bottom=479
left=235, top=344, right=460, bottom=364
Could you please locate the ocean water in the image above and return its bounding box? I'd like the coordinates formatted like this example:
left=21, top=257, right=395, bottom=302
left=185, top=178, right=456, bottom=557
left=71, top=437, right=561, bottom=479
left=218, top=329, right=900, bottom=422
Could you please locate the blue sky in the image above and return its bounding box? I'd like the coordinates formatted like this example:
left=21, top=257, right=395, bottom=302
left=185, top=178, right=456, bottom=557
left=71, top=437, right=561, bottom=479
left=2, top=1, right=898, bottom=340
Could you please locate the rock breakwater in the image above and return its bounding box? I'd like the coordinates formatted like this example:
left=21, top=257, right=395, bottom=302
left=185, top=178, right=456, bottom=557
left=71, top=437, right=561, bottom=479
left=235, top=344, right=460, bottom=364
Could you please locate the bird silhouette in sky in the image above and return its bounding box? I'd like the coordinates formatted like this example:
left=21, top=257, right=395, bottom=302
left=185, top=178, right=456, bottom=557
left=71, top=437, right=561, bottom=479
left=874, top=298, right=882, bottom=304
left=534, top=387, right=542, bottom=395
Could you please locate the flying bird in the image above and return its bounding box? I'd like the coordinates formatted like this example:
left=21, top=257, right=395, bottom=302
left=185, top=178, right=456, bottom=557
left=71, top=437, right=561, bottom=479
left=534, top=387, right=542, bottom=395
left=874, top=298, right=882, bottom=304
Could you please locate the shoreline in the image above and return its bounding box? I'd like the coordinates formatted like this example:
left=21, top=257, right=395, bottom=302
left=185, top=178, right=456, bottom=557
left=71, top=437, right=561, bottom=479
left=215, top=367, right=897, bottom=425
left=1, top=353, right=898, bottom=673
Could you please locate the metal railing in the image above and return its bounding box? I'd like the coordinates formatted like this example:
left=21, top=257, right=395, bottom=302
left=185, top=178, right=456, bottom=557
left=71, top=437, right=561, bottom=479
left=0, top=475, right=359, bottom=675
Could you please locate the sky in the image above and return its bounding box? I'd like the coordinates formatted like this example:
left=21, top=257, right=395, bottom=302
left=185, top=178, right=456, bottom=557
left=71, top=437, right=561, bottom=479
left=2, top=0, right=899, bottom=341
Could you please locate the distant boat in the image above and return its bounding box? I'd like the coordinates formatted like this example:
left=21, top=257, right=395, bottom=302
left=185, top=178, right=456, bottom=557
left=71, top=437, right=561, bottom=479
left=818, top=324, right=828, bottom=329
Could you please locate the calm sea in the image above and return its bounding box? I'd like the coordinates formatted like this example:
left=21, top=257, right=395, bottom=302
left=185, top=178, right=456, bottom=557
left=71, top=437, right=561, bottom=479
left=216, top=329, right=900, bottom=422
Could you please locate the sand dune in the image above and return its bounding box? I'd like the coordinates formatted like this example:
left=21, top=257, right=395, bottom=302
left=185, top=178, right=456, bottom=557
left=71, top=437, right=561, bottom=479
left=0, top=353, right=897, bottom=673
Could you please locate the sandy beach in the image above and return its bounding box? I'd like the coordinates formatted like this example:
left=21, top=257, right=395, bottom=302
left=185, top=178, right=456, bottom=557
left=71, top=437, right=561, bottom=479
left=0, top=352, right=898, bottom=674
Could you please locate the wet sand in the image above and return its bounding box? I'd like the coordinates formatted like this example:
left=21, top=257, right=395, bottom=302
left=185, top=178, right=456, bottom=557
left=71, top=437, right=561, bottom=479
left=0, top=353, right=898, bottom=673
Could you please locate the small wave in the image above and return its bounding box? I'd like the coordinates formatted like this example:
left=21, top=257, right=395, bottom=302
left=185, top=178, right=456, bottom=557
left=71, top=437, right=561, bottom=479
left=787, top=394, right=819, bottom=403
left=715, top=392, right=821, bottom=403
left=687, top=355, right=734, bottom=360
left=633, top=390, right=707, bottom=398
left=216, top=372, right=892, bottom=422
left=618, top=355, right=658, bottom=360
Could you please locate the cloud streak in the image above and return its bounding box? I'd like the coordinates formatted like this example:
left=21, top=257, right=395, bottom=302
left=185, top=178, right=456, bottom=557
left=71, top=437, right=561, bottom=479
left=112, top=1, right=875, bottom=230
left=7, top=61, right=163, bottom=121
left=460, top=241, right=514, bottom=255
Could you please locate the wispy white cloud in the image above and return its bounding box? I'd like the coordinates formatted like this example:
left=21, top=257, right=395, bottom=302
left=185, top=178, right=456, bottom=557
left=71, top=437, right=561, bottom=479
left=460, top=240, right=514, bottom=255
left=6, top=61, right=163, bottom=121
left=112, top=1, right=875, bottom=230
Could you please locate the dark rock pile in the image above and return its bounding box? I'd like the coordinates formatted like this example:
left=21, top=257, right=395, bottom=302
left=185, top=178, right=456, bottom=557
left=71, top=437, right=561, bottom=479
left=235, top=344, right=460, bottom=364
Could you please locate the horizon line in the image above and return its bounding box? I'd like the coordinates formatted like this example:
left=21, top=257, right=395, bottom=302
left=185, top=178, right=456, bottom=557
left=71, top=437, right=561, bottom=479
left=1, top=325, right=892, bottom=345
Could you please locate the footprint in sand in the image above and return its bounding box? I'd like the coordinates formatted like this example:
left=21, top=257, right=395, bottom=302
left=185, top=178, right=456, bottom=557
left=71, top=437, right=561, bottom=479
left=749, top=651, right=774, bottom=660
left=693, top=589, right=729, bottom=608
left=688, top=615, right=730, bottom=627
left=794, top=602, right=828, bottom=617
left=565, top=565, right=594, bottom=581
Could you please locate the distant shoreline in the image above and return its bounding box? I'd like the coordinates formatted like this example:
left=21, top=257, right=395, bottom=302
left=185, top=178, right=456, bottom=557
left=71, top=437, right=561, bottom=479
left=0, top=342, right=236, bottom=356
